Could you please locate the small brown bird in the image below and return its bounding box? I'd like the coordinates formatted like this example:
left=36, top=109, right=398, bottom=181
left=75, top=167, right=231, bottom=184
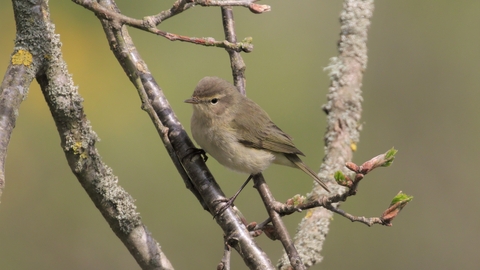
left=185, top=77, right=330, bottom=194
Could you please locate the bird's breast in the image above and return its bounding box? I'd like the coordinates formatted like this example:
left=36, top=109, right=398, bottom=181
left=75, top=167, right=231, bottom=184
left=191, top=117, right=275, bottom=174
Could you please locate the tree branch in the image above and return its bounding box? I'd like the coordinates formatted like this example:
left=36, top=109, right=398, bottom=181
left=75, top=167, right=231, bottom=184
left=0, top=0, right=52, bottom=201
left=270, top=149, right=410, bottom=228
left=253, top=174, right=305, bottom=270
left=92, top=0, right=274, bottom=268
left=72, top=0, right=265, bottom=52
left=221, top=7, right=247, bottom=94
left=0, top=53, right=33, bottom=201
left=220, top=6, right=304, bottom=268
left=6, top=0, right=173, bottom=269
left=278, top=0, right=374, bottom=269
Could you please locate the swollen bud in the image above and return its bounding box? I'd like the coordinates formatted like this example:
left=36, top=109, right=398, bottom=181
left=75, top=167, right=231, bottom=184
left=381, top=191, right=413, bottom=226
left=249, top=4, right=271, bottom=14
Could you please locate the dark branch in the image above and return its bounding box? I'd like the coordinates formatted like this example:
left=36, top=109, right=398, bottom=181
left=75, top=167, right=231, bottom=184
left=93, top=0, right=274, bottom=268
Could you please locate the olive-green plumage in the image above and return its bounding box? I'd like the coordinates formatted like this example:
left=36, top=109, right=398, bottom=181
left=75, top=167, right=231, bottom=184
left=185, top=76, right=330, bottom=192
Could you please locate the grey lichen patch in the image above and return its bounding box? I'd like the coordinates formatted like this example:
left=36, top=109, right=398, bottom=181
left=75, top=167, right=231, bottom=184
left=96, top=167, right=141, bottom=234
left=278, top=208, right=331, bottom=269
left=12, top=0, right=55, bottom=76
left=338, top=0, right=372, bottom=68
left=65, top=122, right=97, bottom=146
left=44, top=56, right=85, bottom=120
left=323, top=4, right=367, bottom=146
left=323, top=64, right=360, bottom=146
left=63, top=123, right=100, bottom=172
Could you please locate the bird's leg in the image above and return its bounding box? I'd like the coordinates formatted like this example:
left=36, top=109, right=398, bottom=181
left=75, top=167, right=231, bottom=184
left=181, top=147, right=208, bottom=163
left=214, top=174, right=254, bottom=218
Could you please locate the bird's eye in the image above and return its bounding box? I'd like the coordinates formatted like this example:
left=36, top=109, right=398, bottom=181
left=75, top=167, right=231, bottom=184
left=210, top=98, right=218, bottom=104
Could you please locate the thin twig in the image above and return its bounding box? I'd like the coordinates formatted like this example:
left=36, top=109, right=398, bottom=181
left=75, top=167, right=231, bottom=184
left=221, top=7, right=247, bottom=94
left=148, top=0, right=195, bottom=24
left=272, top=151, right=387, bottom=216
left=324, top=204, right=385, bottom=226
left=272, top=194, right=387, bottom=227
left=72, top=0, right=259, bottom=52
left=152, top=0, right=271, bottom=24
left=268, top=149, right=406, bottom=228
left=217, top=243, right=231, bottom=270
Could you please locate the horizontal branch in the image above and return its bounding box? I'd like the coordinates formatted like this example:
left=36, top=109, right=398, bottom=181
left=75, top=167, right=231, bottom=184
left=269, top=149, right=409, bottom=227
left=146, top=0, right=271, bottom=23
left=72, top=0, right=261, bottom=52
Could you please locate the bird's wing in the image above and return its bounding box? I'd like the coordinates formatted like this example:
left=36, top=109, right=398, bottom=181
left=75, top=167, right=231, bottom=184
left=231, top=99, right=304, bottom=156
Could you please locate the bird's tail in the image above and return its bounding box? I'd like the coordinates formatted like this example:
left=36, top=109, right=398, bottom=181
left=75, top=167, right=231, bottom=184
left=285, top=154, right=330, bottom=192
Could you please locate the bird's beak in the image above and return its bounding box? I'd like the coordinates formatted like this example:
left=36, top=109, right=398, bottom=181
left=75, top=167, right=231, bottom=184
left=184, top=97, right=199, bottom=104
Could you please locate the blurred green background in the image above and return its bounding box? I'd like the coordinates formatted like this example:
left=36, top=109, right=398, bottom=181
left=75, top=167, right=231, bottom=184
left=1, top=1, right=479, bottom=269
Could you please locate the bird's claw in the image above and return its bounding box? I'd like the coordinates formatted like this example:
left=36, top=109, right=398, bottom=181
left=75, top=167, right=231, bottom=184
left=213, top=197, right=235, bottom=219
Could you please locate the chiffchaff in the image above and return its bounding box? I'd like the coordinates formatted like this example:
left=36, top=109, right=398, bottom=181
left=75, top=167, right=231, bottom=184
left=184, top=77, right=330, bottom=192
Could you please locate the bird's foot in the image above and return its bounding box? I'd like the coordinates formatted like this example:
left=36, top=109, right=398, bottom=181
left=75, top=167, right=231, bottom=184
left=212, top=174, right=254, bottom=219
left=213, top=197, right=236, bottom=219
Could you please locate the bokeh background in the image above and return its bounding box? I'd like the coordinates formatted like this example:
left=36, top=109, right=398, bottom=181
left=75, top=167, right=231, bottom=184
left=1, top=1, right=479, bottom=269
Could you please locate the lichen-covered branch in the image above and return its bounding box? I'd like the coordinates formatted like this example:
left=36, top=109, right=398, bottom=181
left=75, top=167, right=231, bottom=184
left=0, top=52, right=34, bottom=201
left=278, top=0, right=374, bottom=269
left=6, top=1, right=173, bottom=269
left=0, top=0, right=50, bottom=202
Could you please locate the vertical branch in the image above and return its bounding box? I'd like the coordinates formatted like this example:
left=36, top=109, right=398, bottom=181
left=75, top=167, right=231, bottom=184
left=0, top=56, right=32, bottom=201
left=254, top=174, right=306, bottom=270
left=0, top=0, right=44, bottom=202
left=221, top=5, right=304, bottom=270
left=221, top=7, right=247, bottom=94
left=278, top=0, right=374, bottom=269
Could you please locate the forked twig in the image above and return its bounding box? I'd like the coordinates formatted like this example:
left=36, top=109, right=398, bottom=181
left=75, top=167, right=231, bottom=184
left=72, top=0, right=269, bottom=52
